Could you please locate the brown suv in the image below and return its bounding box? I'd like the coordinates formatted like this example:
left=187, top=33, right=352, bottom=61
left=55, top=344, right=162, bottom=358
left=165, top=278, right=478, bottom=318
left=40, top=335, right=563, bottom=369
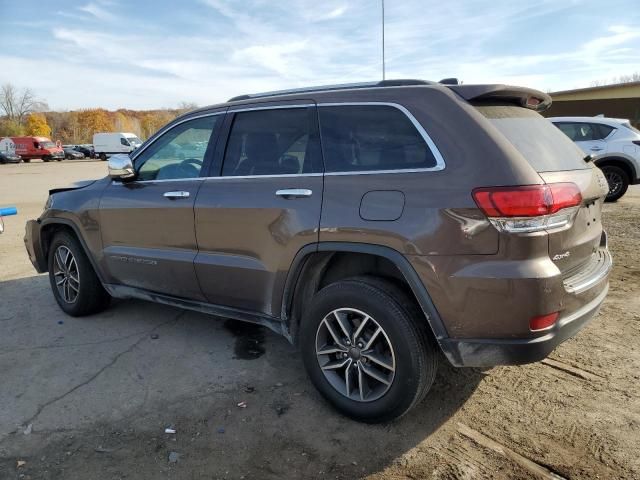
left=24, top=80, right=612, bottom=422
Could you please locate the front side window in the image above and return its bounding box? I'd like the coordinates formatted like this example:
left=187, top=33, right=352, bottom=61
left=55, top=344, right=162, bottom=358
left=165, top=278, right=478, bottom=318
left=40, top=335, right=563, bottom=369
left=222, top=107, right=320, bottom=176
left=136, top=115, right=220, bottom=181
left=120, top=137, right=130, bottom=146
left=318, top=105, right=437, bottom=173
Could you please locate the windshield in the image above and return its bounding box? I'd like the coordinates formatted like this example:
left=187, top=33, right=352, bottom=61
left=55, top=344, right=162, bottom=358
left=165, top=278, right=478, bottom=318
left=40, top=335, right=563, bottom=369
left=476, top=105, right=590, bottom=172
left=41, top=141, right=56, bottom=148
left=126, top=136, right=142, bottom=145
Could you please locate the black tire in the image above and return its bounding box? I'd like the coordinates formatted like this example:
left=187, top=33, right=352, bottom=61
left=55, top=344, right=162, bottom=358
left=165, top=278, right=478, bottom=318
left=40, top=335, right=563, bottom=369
left=99, top=153, right=107, bottom=161
left=23, top=158, right=30, bottom=163
left=601, top=165, right=629, bottom=202
left=43, top=156, right=51, bottom=162
left=47, top=231, right=111, bottom=316
left=300, top=276, right=438, bottom=423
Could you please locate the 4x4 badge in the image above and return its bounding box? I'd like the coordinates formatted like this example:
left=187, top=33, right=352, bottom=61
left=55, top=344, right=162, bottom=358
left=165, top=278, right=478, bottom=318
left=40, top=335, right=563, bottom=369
left=553, top=251, right=571, bottom=261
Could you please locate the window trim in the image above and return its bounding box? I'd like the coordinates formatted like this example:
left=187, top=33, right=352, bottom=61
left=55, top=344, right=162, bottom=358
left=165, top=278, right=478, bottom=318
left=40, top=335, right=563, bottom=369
left=125, top=102, right=446, bottom=183
left=125, top=111, right=225, bottom=183
left=317, top=102, right=446, bottom=175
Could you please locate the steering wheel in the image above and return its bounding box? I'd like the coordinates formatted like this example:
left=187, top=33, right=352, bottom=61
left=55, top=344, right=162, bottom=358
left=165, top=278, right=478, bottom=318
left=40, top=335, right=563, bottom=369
left=180, top=158, right=203, bottom=168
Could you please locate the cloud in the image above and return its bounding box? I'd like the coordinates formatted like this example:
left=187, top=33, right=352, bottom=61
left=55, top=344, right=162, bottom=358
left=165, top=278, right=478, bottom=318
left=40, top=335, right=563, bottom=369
left=78, top=1, right=116, bottom=21
left=1, top=0, right=639, bottom=109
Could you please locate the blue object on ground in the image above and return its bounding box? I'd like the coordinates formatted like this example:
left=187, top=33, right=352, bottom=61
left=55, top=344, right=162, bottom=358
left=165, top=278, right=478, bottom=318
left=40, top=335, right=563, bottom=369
left=0, top=207, right=17, bottom=216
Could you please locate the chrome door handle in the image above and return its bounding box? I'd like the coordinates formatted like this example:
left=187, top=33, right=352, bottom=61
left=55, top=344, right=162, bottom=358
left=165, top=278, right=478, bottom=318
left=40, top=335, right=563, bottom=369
left=275, top=188, right=312, bottom=199
left=163, top=191, right=190, bottom=199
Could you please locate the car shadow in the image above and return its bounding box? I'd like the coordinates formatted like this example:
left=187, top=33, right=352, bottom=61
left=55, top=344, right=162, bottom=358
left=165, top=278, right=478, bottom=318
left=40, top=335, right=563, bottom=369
left=0, top=274, right=485, bottom=479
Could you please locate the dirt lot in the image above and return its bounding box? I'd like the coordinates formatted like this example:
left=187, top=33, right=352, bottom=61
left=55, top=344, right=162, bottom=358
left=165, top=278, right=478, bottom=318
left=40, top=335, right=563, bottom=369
left=0, top=160, right=639, bottom=479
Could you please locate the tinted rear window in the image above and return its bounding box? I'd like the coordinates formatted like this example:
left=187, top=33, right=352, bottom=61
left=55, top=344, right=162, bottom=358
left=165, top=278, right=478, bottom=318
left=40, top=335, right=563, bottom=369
left=318, top=105, right=437, bottom=172
left=476, top=106, right=589, bottom=172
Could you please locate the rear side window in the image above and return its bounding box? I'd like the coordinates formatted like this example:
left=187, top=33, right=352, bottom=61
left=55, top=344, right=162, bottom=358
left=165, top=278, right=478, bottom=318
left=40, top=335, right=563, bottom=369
left=476, top=106, right=589, bottom=172
left=318, top=105, right=437, bottom=173
left=222, top=107, right=321, bottom=176
left=554, top=122, right=614, bottom=141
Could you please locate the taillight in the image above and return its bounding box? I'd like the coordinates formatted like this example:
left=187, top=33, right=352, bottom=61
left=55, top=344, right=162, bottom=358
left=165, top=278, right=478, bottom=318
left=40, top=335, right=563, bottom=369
left=472, top=183, right=582, bottom=233
left=529, top=312, right=559, bottom=332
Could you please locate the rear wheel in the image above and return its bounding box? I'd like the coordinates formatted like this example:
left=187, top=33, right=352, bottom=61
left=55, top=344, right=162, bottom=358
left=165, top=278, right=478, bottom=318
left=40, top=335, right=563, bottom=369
left=23, top=158, right=30, bottom=163
left=47, top=231, right=111, bottom=316
left=99, top=153, right=107, bottom=161
left=601, top=165, right=629, bottom=202
left=300, top=276, right=438, bottom=423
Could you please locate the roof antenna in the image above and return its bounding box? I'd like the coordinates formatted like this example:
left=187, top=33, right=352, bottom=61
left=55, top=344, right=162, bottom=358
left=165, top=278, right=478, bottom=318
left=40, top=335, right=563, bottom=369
left=381, top=0, right=386, bottom=80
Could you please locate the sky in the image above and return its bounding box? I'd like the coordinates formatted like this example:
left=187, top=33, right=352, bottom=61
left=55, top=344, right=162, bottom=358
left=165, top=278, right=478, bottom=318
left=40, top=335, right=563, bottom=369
left=1, top=0, right=639, bottom=111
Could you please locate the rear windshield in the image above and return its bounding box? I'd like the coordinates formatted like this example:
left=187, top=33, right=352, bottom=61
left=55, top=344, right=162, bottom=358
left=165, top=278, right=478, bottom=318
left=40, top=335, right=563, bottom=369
left=476, top=105, right=589, bottom=172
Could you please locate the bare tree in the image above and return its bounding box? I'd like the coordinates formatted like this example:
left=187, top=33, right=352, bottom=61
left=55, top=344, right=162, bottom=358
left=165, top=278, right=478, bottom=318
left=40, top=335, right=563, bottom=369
left=0, top=84, right=49, bottom=124
left=177, top=101, right=198, bottom=114
left=590, top=72, right=640, bottom=88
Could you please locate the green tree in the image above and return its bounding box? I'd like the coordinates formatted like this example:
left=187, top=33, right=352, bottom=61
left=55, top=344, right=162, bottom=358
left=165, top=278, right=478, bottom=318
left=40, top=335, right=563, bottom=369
left=0, top=118, right=24, bottom=136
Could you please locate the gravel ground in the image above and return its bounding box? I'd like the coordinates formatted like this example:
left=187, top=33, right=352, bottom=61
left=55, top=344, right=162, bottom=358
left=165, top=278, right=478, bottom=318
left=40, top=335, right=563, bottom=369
left=0, top=160, right=639, bottom=479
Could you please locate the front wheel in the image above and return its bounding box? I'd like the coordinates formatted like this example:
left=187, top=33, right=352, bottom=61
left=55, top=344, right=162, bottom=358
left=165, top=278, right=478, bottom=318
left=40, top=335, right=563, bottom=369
left=43, top=156, right=51, bottom=162
left=300, top=277, right=438, bottom=423
left=601, top=165, right=629, bottom=202
left=47, top=231, right=111, bottom=316
left=99, top=153, right=107, bottom=161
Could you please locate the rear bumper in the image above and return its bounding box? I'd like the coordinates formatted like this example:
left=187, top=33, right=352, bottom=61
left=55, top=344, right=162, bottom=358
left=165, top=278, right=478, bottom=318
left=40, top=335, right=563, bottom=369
left=24, top=219, right=47, bottom=273
left=441, top=283, right=608, bottom=367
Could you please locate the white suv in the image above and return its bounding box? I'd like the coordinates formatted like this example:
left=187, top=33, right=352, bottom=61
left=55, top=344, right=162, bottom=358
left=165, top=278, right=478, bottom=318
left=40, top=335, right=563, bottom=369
left=549, top=116, right=640, bottom=201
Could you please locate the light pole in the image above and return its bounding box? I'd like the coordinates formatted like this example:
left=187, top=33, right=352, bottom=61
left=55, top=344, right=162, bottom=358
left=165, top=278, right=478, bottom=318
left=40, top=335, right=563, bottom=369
left=381, top=0, right=386, bottom=80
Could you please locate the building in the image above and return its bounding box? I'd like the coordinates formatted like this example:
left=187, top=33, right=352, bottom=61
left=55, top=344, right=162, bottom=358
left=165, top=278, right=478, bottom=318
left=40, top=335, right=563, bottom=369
left=544, top=81, right=640, bottom=126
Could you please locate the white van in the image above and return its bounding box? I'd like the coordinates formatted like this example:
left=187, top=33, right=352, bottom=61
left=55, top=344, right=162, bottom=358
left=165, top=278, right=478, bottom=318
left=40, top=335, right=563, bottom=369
left=93, top=132, right=143, bottom=160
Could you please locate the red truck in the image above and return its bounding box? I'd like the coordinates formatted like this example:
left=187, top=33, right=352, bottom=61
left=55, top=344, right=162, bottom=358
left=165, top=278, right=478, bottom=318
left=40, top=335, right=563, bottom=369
left=12, top=136, right=64, bottom=162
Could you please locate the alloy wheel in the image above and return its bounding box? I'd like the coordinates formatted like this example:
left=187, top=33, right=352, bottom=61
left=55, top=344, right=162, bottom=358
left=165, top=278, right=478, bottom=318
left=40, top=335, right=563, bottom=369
left=604, top=170, right=623, bottom=197
left=53, top=246, right=80, bottom=303
left=315, top=308, right=396, bottom=402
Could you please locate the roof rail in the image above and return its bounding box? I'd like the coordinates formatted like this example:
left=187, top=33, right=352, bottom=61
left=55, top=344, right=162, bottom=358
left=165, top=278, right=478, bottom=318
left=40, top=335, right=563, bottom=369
left=227, top=79, right=435, bottom=102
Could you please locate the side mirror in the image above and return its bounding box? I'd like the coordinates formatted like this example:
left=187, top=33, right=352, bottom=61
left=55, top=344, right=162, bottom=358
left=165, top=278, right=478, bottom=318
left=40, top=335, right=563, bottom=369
left=108, top=154, right=135, bottom=181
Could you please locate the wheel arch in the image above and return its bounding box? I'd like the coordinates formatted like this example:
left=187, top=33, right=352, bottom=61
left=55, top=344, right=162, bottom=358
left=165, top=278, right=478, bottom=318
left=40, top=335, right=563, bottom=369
left=595, top=156, right=638, bottom=184
left=281, top=242, right=450, bottom=346
left=40, top=218, right=106, bottom=283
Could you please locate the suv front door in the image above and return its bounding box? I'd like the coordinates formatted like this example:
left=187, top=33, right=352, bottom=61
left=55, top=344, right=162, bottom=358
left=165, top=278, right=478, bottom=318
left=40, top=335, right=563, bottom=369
left=98, top=112, right=224, bottom=299
left=194, top=103, right=323, bottom=316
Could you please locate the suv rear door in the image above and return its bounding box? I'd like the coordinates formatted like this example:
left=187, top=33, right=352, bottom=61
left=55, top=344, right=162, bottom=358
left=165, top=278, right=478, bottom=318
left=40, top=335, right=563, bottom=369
left=98, top=112, right=224, bottom=300
left=193, top=102, right=323, bottom=316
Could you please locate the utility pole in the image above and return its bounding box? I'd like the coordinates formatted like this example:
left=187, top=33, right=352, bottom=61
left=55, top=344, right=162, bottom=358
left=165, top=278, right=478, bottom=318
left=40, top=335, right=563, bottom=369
left=382, top=0, right=386, bottom=80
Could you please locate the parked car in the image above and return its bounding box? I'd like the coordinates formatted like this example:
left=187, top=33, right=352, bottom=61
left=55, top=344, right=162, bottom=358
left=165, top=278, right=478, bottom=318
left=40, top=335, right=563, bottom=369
left=73, top=144, right=95, bottom=159
left=93, top=132, right=143, bottom=161
left=0, top=151, right=22, bottom=164
left=63, top=147, right=85, bottom=160
left=11, top=136, right=64, bottom=162
left=549, top=116, right=640, bottom=201
left=25, top=80, right=612, bottom=422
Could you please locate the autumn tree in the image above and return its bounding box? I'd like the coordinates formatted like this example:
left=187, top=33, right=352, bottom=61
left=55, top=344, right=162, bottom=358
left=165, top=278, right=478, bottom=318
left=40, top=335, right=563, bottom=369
left=141, top=111, right=174, bottom=139
left=76, top=109, right=114, bottom=143
left=24, top=113, right=52, bottom=137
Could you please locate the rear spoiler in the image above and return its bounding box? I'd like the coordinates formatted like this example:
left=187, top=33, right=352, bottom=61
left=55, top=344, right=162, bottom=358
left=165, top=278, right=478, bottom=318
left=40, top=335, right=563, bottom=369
left=446, top=84, right=552, bottom=112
